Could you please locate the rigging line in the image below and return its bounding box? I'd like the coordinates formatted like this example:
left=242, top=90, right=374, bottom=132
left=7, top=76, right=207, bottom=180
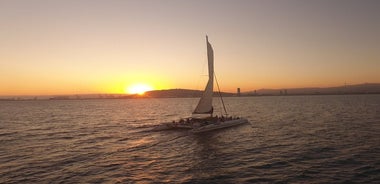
left=194, top=58, right=208, bottom=97
left=214, top=72, right=228, bottom=116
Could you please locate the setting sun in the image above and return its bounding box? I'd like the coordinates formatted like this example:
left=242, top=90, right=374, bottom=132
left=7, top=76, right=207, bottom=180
left=126, top=84, right=153, bottom=95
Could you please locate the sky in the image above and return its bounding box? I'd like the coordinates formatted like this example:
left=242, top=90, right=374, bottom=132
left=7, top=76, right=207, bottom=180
left=1, top=0, right=379, bottom=96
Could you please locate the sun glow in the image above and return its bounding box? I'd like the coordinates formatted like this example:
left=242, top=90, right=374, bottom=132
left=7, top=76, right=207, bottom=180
left=126, top=84, right=153, bottom=95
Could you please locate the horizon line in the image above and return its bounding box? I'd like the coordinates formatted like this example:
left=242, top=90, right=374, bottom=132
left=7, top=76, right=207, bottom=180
left=1, top=82, right=380, bottom=97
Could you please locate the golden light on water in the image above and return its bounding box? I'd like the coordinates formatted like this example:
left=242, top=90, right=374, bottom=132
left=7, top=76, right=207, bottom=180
left=126, top=83, right=153, bottom=95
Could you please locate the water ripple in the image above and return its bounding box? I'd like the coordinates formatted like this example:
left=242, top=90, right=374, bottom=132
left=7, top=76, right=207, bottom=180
left=0, top=95, right=379, bottom=183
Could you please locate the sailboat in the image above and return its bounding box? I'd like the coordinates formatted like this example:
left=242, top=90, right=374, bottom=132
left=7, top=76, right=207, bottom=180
left=190, top=36, right=249, bottom=133
left=152, top=36, right=249, bottom=133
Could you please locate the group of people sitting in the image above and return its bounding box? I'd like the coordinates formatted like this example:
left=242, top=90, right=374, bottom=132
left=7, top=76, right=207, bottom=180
left=170, top=115, right=240, bottom=127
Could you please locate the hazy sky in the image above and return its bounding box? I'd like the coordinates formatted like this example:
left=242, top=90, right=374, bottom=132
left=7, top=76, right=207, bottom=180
left=1, top=0, right=379, bottom=95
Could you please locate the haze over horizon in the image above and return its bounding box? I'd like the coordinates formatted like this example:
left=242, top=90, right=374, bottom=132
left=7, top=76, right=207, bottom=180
left=1, top=0, right=379, bottom=96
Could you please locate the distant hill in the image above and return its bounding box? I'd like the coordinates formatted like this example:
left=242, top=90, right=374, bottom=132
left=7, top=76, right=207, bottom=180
left=135, top=89, right=235, bottom=98
left=245, top=83, right=380, bottom=96
left=2, top=83, right=380, bottom=101
left=0, top=89, right=235, bottom=100
left=134, top=83, right=380, bottom=98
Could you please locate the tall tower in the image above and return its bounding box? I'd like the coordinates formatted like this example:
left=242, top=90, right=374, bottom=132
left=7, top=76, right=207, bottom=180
left=237, top=88, right=241, bottom=97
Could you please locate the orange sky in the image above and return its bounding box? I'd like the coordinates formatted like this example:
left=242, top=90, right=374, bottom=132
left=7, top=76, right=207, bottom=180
left=1, top=0, right=379, bottom=96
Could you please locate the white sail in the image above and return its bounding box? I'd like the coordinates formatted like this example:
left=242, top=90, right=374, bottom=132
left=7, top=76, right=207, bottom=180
left=193, top=36, right=214, bottom=115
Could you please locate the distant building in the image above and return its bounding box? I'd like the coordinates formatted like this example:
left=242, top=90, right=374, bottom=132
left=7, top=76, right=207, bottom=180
left=280, top=89, right=287, bottom=95
left=237, top=88, right=241, bottom=97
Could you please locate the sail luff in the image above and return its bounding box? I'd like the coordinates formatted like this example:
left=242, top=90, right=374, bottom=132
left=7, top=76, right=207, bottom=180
left=193, top=36, right=214, bottom=115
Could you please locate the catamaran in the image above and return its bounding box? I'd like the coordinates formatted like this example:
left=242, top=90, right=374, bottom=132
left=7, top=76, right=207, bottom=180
left=152, top=36, right=249, bottom=133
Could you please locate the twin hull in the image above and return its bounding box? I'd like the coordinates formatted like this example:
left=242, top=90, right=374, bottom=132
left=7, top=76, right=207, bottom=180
left=152, top=118, right=249, bottom=133
left=191, top=118, right=249, bottom=133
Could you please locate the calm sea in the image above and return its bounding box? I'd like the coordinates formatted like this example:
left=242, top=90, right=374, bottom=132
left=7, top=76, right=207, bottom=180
left=1, top=95, right=379, bottom=183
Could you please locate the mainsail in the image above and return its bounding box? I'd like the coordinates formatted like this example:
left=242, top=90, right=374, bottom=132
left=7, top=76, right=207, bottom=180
left=193, top=36, right=214, bottom=115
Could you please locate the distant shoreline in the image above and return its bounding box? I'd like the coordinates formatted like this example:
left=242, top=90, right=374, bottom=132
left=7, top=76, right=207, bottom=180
left=1, top=83, right=380, bottom=101
left=1, top=93, right=380, bottom=102
left=0, top=84, right=380, bottom=101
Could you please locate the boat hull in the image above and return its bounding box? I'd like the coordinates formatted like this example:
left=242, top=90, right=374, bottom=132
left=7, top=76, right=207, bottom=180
left=191, top=118, right=249, bottom=133
left=151, top=122, right=192, bottom=131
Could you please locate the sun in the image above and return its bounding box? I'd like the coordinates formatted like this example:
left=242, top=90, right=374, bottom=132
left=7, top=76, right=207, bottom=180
left=126, top=84, right=153, bottom=95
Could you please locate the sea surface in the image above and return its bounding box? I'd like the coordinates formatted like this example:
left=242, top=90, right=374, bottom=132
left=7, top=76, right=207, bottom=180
left=0, top=95, right=379, bottom=183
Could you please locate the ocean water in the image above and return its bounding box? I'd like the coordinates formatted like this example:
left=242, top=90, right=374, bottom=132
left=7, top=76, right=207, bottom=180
left=0, top=95, right=379, bottom=183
